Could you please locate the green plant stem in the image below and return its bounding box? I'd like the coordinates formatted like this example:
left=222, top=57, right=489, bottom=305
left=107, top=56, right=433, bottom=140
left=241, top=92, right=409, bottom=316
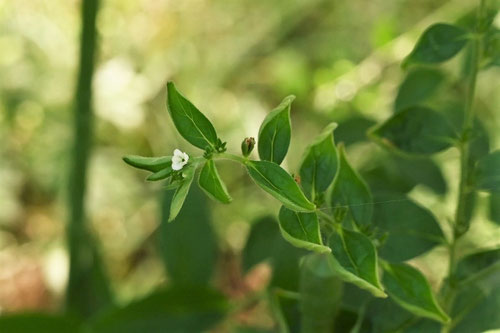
left=442, top=1, right=485, bottom=331
left=214, top=152, right=248, bottom=164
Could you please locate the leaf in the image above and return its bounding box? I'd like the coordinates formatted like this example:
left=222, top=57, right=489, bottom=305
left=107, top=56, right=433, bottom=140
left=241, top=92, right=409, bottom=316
left=268, top=290, right=300, bottom=333
left=278, top=206, right=330, bottom=253
left=146, top=166, right=173, bottom=181
left=334, top=115, right=376, bottom=146
left=455, top=247, right=500, bottom=282
left=168, top=166, right=195, bottom=222
left=403, top=23, right=468, bottom=66
left=489, top=193, right=500, bottom=225
left=381, top=262, right=449, bottom=323
left=242, top=216, right=306, bottom=291
left=369, top=106, right=456, bottom=155
left=299, top=254, right=343, bottom=333
left=166, top=82, right=218, bottom=150
left=330, top=145, right=373, bottom=229
left=123, top=155, right=172, bottom=173
left=299, top=122, right=338, bottom=200
left=258, top=95, right=294, bottom=164
left=246, top=160, right=315, bottom=212
left=198, top=159, right=232, bottom=204
left=0, top=314, right=82, bottom=333
left=90, top=287, right=228, bottom=333
left=328, top=228, right=386, bottom=297
left=373, top=193, right=445, bottom=262
left=159, top=186, right=217, bottom=286
left=394, top=68, right=445, bottom=112
left=474, top=150, right=500, bottom=193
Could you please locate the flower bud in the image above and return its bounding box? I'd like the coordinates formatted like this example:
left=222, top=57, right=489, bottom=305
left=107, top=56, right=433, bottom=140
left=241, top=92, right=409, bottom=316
left=241, top=137, right=255, bottom=157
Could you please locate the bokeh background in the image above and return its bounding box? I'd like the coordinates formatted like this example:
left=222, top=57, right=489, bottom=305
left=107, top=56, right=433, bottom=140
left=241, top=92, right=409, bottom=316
left=0, top=0, right=499, bottom=329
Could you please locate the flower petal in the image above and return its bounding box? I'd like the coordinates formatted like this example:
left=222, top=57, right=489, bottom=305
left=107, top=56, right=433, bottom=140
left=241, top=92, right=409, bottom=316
left=172, top=162, right=182, bottom=170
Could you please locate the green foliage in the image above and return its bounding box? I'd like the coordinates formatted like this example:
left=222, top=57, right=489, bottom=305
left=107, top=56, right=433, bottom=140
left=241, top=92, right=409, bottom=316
left=246, top=160, right=315, bottom=212
left=299, top=122, right=338, bottom=201
left=330, top=145, right=373, bottom=229
left=403, top=23, right=468, bottom=66
left=258, top=95, right=294, bottom=165
left=455, top=247, right=500, bottom=282
left=369, top=106, right=456, bottom=155
left=159, top=187, right=217, bottom=287
left=328, top=229, right=386, bottom=298
left=123, top=155, right=172, bottom=173
left=489, top=193, right=500, bottom=225
left=382, top=262, right=449, bottom=323
left=198, top=159, right=232, bottom=204
left=0, top=314, right=83, bottom=333
left=166, top=82, right=219, bottom=150
left=394, top=68, right=445, bottom=112
left=168, top=166, right=195, bottom=222
left=278, top=206, right=329, bottom=253
left=474, top=150, right=500, bottom=193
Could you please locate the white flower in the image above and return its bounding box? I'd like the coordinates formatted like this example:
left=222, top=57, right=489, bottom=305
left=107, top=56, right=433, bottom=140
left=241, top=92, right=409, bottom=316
left=171, top=149, right=189, bottom=171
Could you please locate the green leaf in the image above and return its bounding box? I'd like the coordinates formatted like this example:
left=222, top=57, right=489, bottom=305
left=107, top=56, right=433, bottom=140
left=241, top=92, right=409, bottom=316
left=258, top=95, right=294, bottom=164
left=90, top=287, right=228, bottom=333
left=394, top=68, right=445, bottom=112
left=166, top=82, right=218, bottom=150
left=474, top=150, right=500, bottom=193
left=159, top=186, right=217, bottom=286
left=489, top=193, right=500, bottom=225
left=328, top=228, right=386, bottom=298
left=0, top=314, right=82, bottom=333
left=373, top=193, right=444, bottom=262
left=278, top=206, right=330, bottom=253
left=369, top=106, right=456, bottom=156
left=381, top=262, right=449, bottom=323
left=330, top=145, right=373, bottom=229
left=334, top=115, right=376, bottom=146
left=268, top=290, right=301, bottom=333
left=246, top=160, right=315, bottom=212
left=299, top=254, right=343, bottom=333
left=403, top=23, right=468, bottom=66
left=146, top=166, right=173, bottom=181
left=123, top=155, right=172, bottom=173
left=242, top=216, right=306, bottom=291
left=455, top=247, right=500, bottom=282
left=198, top=159, right=232, bottom=204
left=299, top=122, right=338, bottom=200
left=168, top=166, right=195, bottom=222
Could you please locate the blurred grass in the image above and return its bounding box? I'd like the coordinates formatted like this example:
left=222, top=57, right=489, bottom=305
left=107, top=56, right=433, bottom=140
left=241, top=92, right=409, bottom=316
left=0, top=0, right=499, bottom=320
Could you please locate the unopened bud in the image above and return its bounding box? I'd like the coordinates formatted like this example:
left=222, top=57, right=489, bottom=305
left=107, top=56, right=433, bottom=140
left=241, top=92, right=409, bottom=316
left=241, top=137, right=255, bottom=157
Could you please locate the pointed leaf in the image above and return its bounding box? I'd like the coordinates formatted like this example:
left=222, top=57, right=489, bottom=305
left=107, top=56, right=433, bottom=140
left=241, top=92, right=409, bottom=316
left=246, top=160, right=315, bottom=212
left=382, top=262, right=449, bottom=323
left=146, top=166, right=173, bottom=181
left=198, top=160, right=232, bottom=204
left=299, top=122, right=338, bottom=200
left=168, top=166, right=195, bottom=222
left=330, top=145, right=373, bottom=229
left=474, top=150, right=500, bottom=193
left=123, top=155, right=172, bottom=173
left=159, top=186, right=217, bottom=286
left=394, top=68, right=444, bottom=112
left=403, top=23, right=468, bottom=66
left=369, top=106, right=456, bottom=155
left=328, top=228, right=386, bottom=297
left=373, top=193, right=444, bottom=262
left=166, top=82, right=218, bottom=150
left=278, top=206, right=330, bottom=253
left=258, top=95, right=294, bottom=164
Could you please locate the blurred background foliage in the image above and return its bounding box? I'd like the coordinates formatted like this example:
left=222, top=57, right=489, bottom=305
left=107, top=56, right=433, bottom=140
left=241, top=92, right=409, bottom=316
left=0, top=0, right=499, bottom=330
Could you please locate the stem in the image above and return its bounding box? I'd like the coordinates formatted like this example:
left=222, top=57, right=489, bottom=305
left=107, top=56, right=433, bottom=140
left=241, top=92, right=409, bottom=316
left=214, top=152, right=248, bottom=164
left=442, top=1, right=485, bottom=330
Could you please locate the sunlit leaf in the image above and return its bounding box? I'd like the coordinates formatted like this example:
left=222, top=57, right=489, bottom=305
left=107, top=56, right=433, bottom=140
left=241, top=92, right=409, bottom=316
left=369, top=106, right=456, bottom=155
left=198, top=159, right=232, bottom=204
left=382, top=262, right=449, bottom=323
left=328, top=228, right=386, bottom=297
left=123, top=155, right=172, bottom=173
left=278, top=206, right=330, bottom=253
left=373, top=193, right=445, bottom=262
left=258, top=95, right=294, bottom=164
left=474, top=150, right=500, bottom=193
left=166, top=82, right=218, bottom=150
left=299, top=122, right=338, bottom=200
left=246, top=160, right=315, bottom=212
left=168, top=166, right=195, bottom=221
left=403, top=23, right=468, bottom=66
left=159, top=186, right=217, bottom=286
left=330, top=145, right=373, bottom=229
left=394, top=68, right=444, bottom=112
left=299, top=254, right=343, bottom=333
